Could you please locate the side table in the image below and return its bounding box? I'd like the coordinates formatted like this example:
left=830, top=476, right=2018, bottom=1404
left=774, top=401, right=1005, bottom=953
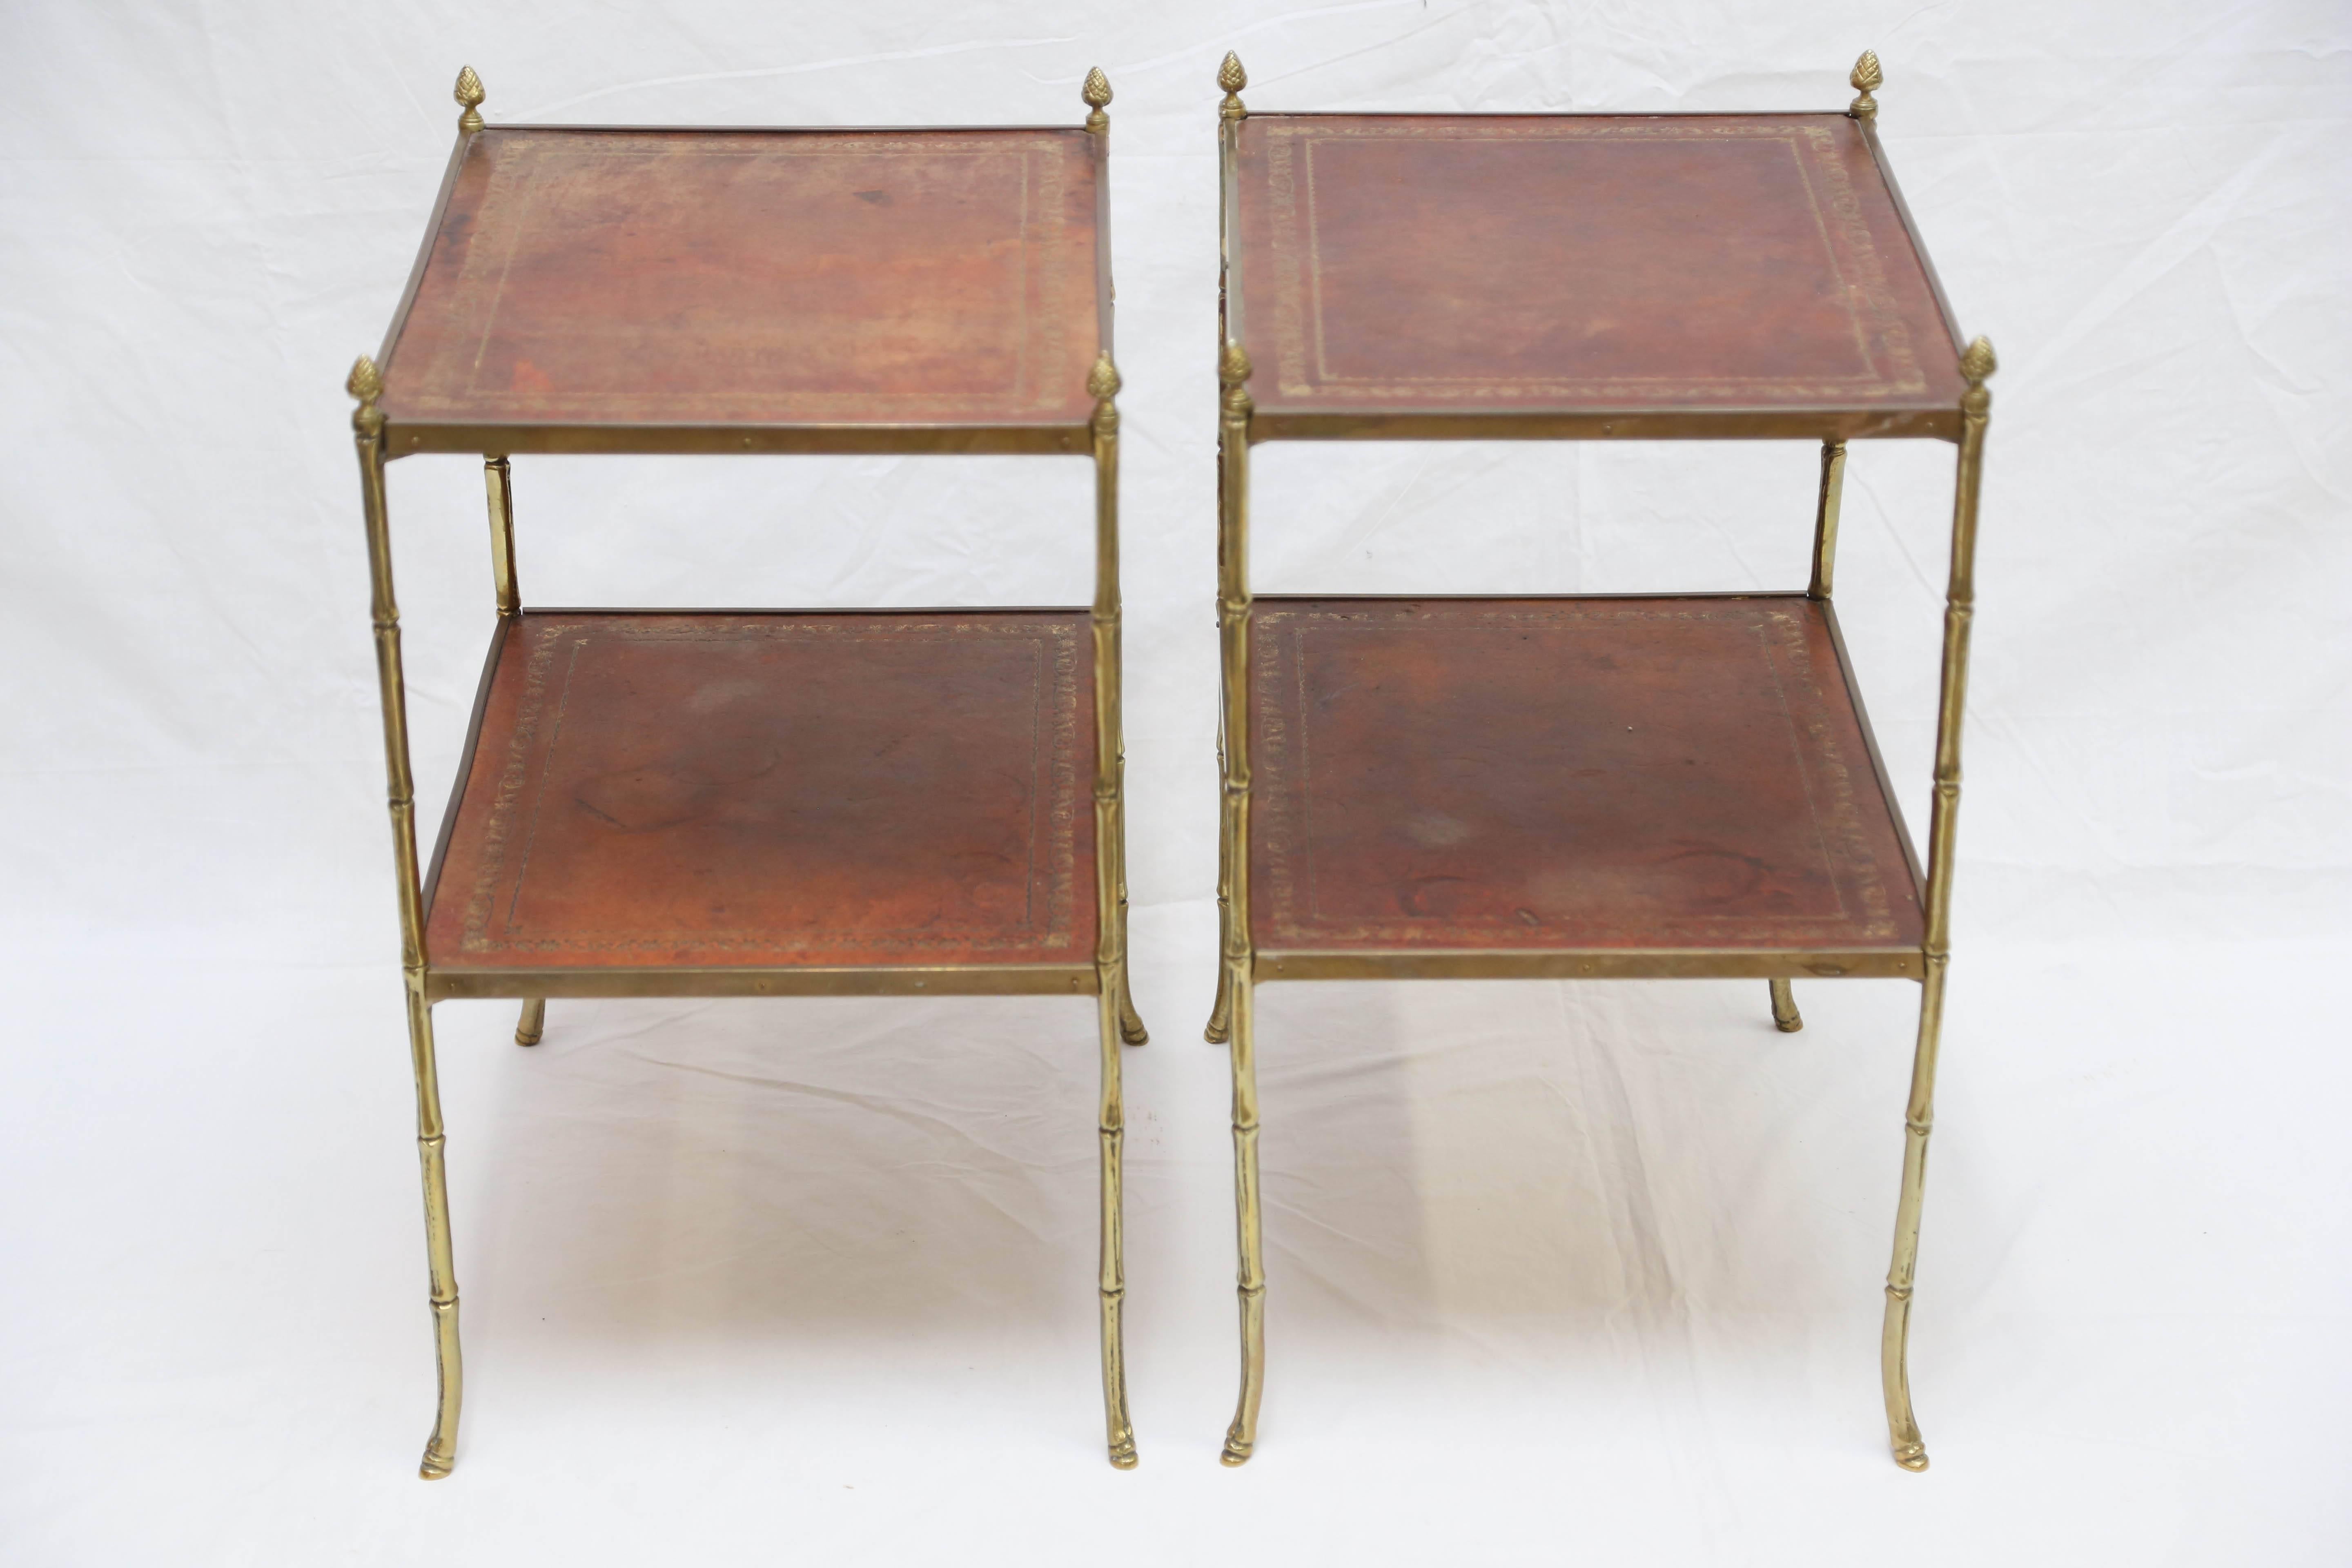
left=1206, top=52, right=1993, bottom=1470
left=345, top=67, right=1146, bottom=1474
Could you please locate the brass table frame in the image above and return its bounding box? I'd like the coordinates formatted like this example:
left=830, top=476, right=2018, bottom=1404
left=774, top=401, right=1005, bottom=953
left=1205, top=52, right=1994, bottom=1471
left=345, top=68, right=1145, bottom=1477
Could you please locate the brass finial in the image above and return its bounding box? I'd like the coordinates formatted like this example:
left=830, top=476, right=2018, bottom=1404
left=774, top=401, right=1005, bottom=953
left=455, top=65, right=486, bottom=134
left=1087, top=349, right=1122, bottom=402
left=347, top=355, right=385, bottom=434
left=1959, top=335, right=1996, bottom=385
left=1219, top=341, right=1252, bottom=386
left=1958, top=335, right=1995, bottom=415
left=1218, top=52, right=1248, bottom=121
left=1082, top=66, right=1113, bottom=134
left=1848, top=51, right=1882, bottom=120
left=1089, top=350, right=1120, bottom=434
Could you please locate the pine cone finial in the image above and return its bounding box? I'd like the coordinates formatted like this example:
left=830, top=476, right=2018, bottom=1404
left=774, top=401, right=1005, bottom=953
left=455, top=65, right=486, bottom=134
left=1088, top=350, right=1122, bottom=402
left=1848, top=51, right=1882, bottom=120
left=1218, top=52, right=1248, bottom=121
left=347, top=355, right=385, bottom=434
left=1082, top=66, right=1112, bottom=132
left=1959, top=336, right=1997, bottom=385
left=347, top=355, right=383, bottom=404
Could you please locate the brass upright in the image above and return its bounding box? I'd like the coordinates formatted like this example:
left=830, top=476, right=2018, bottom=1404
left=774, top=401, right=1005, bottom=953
left=1206, top=51, right=1996, bottom=1471
left=349, top=66, right=1144, bottom=1476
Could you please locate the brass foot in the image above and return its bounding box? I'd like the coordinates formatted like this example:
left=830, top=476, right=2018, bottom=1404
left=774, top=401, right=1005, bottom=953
left=1205, top=961, right=1233, bottom=1044
left=1119, top=991, right=1149, bottom=1047
left=1108, top=1437, right=1139, bottom=1470
left=1220, top=1436, right=1253, bottom=1467
left=419, top=1450, right=454, bottom=1480
left=1768, top=978, right=1803, bottom=1033
left=514, top=998, right=546, bottom=1047
left=1892, top=1443, right=1929, bottom=1472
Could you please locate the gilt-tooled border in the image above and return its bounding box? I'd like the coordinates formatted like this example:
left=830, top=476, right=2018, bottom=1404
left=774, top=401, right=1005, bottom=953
left=455, top=616, right=1082, bottom=960
left=388, top=130, right=1087, bottom=423
left=1250, top=601, right=1901, bottom=949
left=1256, top=120, right=1928, bottom=406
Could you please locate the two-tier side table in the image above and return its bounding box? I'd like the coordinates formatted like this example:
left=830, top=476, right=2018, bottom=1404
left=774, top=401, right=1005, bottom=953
left=345, top=67, right=1146, bottom=1476
left=1205, top=52, right=1995, bottom=1470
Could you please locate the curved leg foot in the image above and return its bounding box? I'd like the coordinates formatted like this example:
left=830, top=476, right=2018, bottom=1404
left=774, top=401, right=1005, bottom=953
left=1096, top=985, right=1139, bottom=1470
left=1880, top=961, right=1947, bottom=1476
left=514, top=997, right=546, bottom=1047
left=1204, top=971, right=1232, bottom=1046
left=408, top=990, right=463, bottom=1479
left=1118, top=972, right=1149, bottom=1047
left=1223, top=976, right=1265, bottom=1465
left=1768, top=978, right=1802, bottom=1033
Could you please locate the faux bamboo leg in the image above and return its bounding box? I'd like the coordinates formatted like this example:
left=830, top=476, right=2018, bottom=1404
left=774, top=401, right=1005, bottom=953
left=1784, top=441, right=1840, bottom=1041
left=1222, top=973, right=1265, bottom=1466
left=1808, top=439, right=1846, bottom=600
left=1878, top=336, right=1994, bottom=1473
left=1882, top=964, right=1943, bottom=1471
left=1085, top=343, right=1141, bottom=1464
left=1116, top=747, right=1148, bottom=1047
left=1207, top=345, right=1252, bottom=1049
left=1204, top=450, right=1235, bottom=1049
left=1205, top=720, right=1234, bottom=1046
left=350, top=356, right=463, bottom=1479
left=1212, top=337, right=1263, bottom=1466
left=514, top=998, right=546, bottom=1047
left=484, top=455, right=520, bottom=615
left=1097, top=979, right=1138, bottom=1468
left=409, top=984, right=464, bottom=1477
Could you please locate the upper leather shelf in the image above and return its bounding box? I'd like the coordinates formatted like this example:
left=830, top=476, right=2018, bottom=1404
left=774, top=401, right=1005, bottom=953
left=377, top=126, right=1108, bottom=454
left=1227, top=114, right=1968, bottom=439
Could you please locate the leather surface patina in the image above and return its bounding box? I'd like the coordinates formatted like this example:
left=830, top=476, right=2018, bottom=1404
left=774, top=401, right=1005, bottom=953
left=381, top=128, right=1102, bottom=430
left=427, top=611, right=1094, bottom=970
left=1232, top=115, right=1962, bottom=416
left=1247, top=596, right=1924, bottom=953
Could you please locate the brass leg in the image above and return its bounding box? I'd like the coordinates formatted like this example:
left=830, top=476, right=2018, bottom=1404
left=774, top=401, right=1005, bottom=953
left=1221, top=973, right=1264, bottom=1465
left=1880, top=337, right=1994, bottom=1472
left=1205, top=728, right=1234, bottom=1045
left=408, top=984, right=464, bottom=1478
left=514, top=997, right=546, bottom=1047
left=1084, top=344, right=1140, bottom=1466
left=1118, top=976, right=1149, bottom=1046
left=1768, top=978, right=1803, bottom=1033
left=1115, top=748, right=1148, bottom=1047
left=1881, top=961, right=1945, bottom=1471
left=349, top=358, right=463, bottom=1479
left=1097, top=980, right=1139, bottom=1467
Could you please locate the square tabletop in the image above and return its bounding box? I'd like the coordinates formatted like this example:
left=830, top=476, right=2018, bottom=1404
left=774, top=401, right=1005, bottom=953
left=377, top=126, right=1107, bottom=453
left=1245, top=595, right=1924, bottom=978
left=1227, top=114, right=1967, bottom=438
left=424, top=610, right=1097, bottom=990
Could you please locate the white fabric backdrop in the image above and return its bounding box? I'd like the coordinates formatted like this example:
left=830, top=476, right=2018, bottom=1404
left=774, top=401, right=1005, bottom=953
left=3, top=2, right=2347, bottom=1562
